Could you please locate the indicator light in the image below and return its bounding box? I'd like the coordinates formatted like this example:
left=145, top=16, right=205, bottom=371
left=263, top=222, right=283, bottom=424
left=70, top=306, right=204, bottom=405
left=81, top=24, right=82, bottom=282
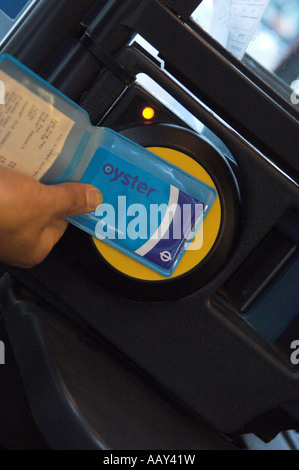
left=142, top=106, right=155, bottom=120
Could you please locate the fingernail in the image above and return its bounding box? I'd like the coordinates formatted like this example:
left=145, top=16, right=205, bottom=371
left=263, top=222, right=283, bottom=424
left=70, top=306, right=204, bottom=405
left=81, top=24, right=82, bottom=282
left=86, top=187, right=103, bottom=210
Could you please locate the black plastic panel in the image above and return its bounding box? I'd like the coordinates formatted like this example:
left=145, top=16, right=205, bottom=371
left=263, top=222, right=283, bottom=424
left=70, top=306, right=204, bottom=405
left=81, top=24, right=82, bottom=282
left=220, top=229, right=298, bottom=312
left=2, top=0, right=100, bottom=71
left=1, top=276, right=236, bottom=450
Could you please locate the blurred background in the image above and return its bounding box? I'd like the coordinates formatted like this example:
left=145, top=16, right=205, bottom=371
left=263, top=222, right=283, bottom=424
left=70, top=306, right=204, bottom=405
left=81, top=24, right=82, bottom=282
left=192, top=0, right=299, bottom=92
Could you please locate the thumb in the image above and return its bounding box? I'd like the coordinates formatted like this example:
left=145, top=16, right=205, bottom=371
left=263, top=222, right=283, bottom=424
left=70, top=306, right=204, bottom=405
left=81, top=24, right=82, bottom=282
left=45, top=182, right=103, bottom=218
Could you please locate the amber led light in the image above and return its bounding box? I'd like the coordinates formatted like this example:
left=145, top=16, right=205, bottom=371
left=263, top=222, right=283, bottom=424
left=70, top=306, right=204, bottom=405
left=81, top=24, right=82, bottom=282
left=142, top=106, right=155, bottom=120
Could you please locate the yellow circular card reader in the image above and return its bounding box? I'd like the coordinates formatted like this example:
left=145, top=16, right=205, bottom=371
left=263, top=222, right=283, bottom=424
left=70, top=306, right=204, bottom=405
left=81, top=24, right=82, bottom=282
left=74, top=124, right=239, bottom=302
left=93, top=146, right=221, bottom=281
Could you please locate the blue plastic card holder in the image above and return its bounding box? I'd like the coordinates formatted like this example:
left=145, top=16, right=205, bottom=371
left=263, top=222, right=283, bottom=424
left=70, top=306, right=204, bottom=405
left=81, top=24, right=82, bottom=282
left=0, top=54, right=217, bottom=276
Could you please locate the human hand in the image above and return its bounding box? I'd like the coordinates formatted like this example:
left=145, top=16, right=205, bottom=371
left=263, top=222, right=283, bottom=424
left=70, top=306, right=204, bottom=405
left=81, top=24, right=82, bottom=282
left=0, top=169, right=102, bottom=268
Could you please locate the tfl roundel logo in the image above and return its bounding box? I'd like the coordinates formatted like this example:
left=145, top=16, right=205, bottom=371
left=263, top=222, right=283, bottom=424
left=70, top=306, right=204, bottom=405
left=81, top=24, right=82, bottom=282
left=160, top=251, right=172, bottom=263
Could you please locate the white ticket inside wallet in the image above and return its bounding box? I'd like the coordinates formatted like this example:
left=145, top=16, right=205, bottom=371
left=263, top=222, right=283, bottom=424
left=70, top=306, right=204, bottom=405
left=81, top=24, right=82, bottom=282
left=0, top=70, right=74, bottom=180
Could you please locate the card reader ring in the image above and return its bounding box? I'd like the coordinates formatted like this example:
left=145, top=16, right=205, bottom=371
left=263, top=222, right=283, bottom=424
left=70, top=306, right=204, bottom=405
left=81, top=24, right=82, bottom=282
left=83, top=124, right=240, bottom=301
